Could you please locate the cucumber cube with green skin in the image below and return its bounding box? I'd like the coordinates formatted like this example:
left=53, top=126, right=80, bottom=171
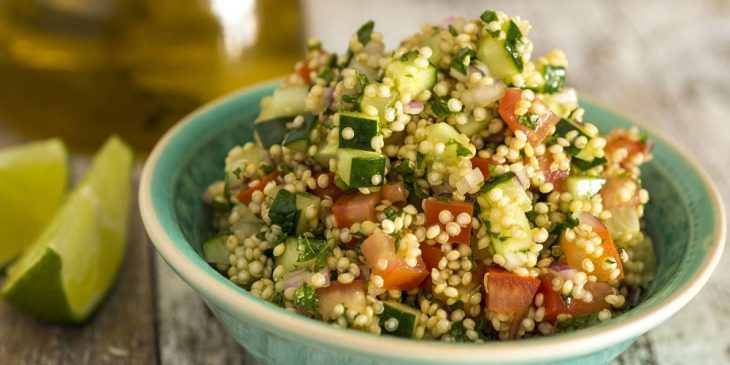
left=314, top=137, right=338, bottom=168
left=361, top=93, right=396, bottom=126
left=478, top=173, right=533, bottom=255
left=336, top=149, right=386, bottom=188
left=424, top=122, right=473, bottom=164
left=541, top=65, right=566, bottom=94
left=424, top=30, right=446, bottom=66
left=295, top=192, right=320, bottom=234
left=202, top=235, right=230, bottom=267
left=255, top=116, right=291, bottom=148
left=275, top=236, right=314, bottom=272
left=477, top=20, right=524, bottom=81
left=565, top=176, right=606, bottom=199
left=385, top=55, right=436, bottom=97
left=339, top=112, right=380, bottom=151
left=381, top=301, right=420, bottom=338
left=283, top=115, right=316, bottom=153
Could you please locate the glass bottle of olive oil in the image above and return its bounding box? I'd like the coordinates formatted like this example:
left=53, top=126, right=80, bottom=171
left=0, top=0, right=303, bottom=152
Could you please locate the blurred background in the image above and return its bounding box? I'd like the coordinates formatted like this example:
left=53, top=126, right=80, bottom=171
left=1, top=1, right=729, bottom=364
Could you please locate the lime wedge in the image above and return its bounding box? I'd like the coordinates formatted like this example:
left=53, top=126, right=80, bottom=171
left=0, top=139, right=68, bottom=268
left=1, top=137, right=133, bottom=323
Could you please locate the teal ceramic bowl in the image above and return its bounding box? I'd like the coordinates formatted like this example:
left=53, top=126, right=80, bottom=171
left=139, top=82, right=726, bottom=365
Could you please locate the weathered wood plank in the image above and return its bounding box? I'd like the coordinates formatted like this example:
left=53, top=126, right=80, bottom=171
left=155, top=254, right=259, bottom=365
left=0, top=151, right=158, bottom=365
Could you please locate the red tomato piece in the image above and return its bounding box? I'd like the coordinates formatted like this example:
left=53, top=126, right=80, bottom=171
left=498, top=88, right=559, bottom=145
left=310, top=172, right=345, bottom=201
left=419, top=243, right=442, bottom=272
left=600, top=176, right=640, bottom=210
left=332, top=191, right=382, bottom=229
left=316, top=280, right=366, bottom=320
left=236, top=171, right=280, bottom=205
left=537, top=273, right=612, bottom=323
left=381, top=182, right=409, bottom=203
left=561, top=212, right=624, bottom=281
left=423, top=199, right=473, bottom=245
left=484, top=266, right=540, bottom=318
left=471, top=157, right=497, bottom=179
left=361, top=230, right=428, bottom=290
left=536, top=153, right=569, bottom=191
left=605, top=131, right=652, bottom=169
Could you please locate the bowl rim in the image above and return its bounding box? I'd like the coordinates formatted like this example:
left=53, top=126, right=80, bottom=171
left=139, top=81, right=726, bottom=362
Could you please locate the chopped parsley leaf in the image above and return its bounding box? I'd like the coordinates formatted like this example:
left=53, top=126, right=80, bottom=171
left=517, top=113, right=540, bottom=129
left=294, top=284, right=320, bottom=318
left=357, top=20, right=375, bottom=45
left=451, top=47, right=476, bottom=75
left=430, top=96, right=452, bottom=118
left=447, top=139, right=472, bottom=157
left=297, top=236, right=334, bottom=271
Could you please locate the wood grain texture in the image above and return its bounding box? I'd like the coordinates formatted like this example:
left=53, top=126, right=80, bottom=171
left=155, top=254, right=258, bottom=365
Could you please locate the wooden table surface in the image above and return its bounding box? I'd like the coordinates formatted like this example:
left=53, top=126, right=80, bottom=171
left=1, top=1, right=729, bottom=364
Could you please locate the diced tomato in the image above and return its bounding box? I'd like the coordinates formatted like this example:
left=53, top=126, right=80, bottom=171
left=236, top=171, right=280, bottom=205
left=484, top=266, right=540, bottom=318
left=419, top=242, right=442, bottom=272
left=561, top=212, right=624, bottom=281
left=537, top=273, right=612, bottom=323
left=600, top=176, right=640, bottom=210
left=361, top=230, right=428, bottom=290
left=332, top=191, right=381, bottom=229
left=316, top=280, right=366, bottom=320
left=605, top=131, right=652, bottom=169
left=536, top=153, right=569, bottom=191
left=498, top=88, right=560, bottom=145
left=471, top=157, right=497, bottom=179
left=423, top=199, right=473, bottom=245
left=381, top=182, right=409, bottom=203
left=310, top=172, right=345, bottom=201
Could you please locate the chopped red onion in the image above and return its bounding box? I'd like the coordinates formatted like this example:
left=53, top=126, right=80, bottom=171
left=282, top=269, right=330, bottom=290
left=627, top=286, right=642, bottom=307
left=549, top=262, right=577, bottom=280
left=439, top=16, right=456, bottom=27
left=514, top=168, right=530, bottom=189
left=405, top=101, right=424, bottom=115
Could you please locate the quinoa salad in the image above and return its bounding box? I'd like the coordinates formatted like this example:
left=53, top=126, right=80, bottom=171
left=202, top=10, right=656, bottom=341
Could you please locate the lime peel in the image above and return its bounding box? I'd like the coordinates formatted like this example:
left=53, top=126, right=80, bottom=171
left=1, top=136, right=133, bottom=324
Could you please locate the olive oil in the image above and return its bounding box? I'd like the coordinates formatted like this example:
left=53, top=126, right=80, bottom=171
left=0, top=0, right=303, bottom=152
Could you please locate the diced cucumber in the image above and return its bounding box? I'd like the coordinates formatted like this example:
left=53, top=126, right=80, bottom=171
left=361, top=92, right=396, bottom=126
left=478, top=173, right=533, bottom=255
left=424, top=30, right=446, bottom=66
left=554, top=118, right=607, bottom=171
left=336, top=149, right=386, bottom=188
left=203, top=235, right=230, bottom=267
left=476, top=20, right=524, bottom=80
left=338, top=112, right=380, bottom=151
left=275, top=236, right=314, bottom=272
left=604, top=206, right=640, bottom=244
left=541, top=65, right=566, bottom=94
left=385, top=55, right=436, bottom=97
left=424, top=122, right=473, bottom=163
left=380, top=301, right=420, bottom=338
left=565, top=176, right=606, bottom=199
left=455, top=112, right=492, bottom=137
left=255, top=117, right=290, bottom=148
left=257, top=86, right=309, bottom=121
left=314, top=137, right=338, bottom=168
left=295, top=193, right=320, bottom=234
left=283, top=115, right=316, bottom=153
left=224, top=144, right=266, bottom=195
